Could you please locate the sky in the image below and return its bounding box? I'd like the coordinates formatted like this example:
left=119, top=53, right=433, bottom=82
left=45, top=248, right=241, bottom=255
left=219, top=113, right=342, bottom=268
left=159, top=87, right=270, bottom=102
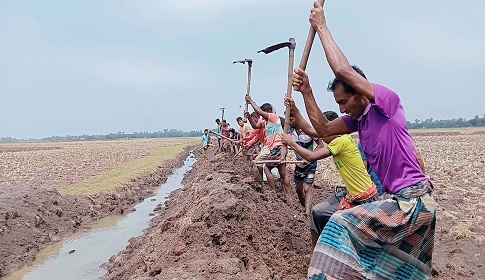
left=0, top=0, right=483, bottom=139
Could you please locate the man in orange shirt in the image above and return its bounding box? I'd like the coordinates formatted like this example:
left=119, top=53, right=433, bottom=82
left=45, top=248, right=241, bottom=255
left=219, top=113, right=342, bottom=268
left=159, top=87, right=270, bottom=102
left=245, top=95, right=291, bottom=201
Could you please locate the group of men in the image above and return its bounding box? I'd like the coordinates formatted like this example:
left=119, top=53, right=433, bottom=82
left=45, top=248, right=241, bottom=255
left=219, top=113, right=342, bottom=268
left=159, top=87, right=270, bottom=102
left=201, top=119, right=243, bottom=153
left=201, top=1, right=437, bottom=279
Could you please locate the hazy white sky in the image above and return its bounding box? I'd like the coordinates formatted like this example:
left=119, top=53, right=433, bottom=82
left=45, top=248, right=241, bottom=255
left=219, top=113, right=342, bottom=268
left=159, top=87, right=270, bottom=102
left=0, top=0, right=483, bottom=138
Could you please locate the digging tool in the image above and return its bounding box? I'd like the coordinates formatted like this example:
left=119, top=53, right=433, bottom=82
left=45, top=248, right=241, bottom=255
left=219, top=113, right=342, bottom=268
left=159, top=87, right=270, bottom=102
left=296, top=0, right=325, bottom=80
left=254, top=160, right=306, bottom=165
left=209, top=130, right=235, bottom=142
left=233, top=59, right=253, bottom=116
left=220, top=108, right=225, bottom=121
left=258, top=38, right=296, bottom=134
left=231, top=148, right=243, bottom=160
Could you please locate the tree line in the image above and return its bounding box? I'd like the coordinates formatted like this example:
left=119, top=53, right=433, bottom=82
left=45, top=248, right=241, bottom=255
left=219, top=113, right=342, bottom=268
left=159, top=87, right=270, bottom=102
left=2, top=114, right=485, bottom=143
left=0, top=129, right=203, bottom=143
left=406, top=114, right=485, bottom=129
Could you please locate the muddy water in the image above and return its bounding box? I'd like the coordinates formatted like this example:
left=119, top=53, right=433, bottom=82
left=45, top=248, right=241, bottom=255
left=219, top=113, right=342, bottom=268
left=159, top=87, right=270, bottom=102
left=4, top=153, right=196, bottom=280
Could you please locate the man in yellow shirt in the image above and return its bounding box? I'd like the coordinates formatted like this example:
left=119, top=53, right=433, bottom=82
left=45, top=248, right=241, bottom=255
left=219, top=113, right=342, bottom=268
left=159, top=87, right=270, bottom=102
left=282, top=106, right=377, bottom=249
left=237, top=116, right=253, bottom=138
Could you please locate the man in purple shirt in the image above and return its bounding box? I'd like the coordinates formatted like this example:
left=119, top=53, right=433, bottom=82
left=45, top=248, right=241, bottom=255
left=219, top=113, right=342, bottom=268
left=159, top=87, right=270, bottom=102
left=290, top=1, right=437, bottom=279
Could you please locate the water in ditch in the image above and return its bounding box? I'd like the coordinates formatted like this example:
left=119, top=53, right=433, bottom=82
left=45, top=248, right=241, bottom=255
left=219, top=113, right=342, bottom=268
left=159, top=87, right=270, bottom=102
left=3, top=153, right=196, bottom=280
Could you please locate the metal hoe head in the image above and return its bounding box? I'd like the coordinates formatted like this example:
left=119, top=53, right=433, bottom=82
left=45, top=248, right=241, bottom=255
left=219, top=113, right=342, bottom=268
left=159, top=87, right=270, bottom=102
left=233, top=58, right=253, bottom=65
left=258, top=38, right=296, bottom=54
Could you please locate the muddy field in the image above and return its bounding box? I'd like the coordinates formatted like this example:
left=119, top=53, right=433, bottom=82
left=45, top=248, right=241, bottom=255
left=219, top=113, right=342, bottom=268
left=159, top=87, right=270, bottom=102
left=0, top=142, right=195, bottom=277
left=0, top=138, right=195, bottom=188
left=1, top=133, right=484, bottom=279
left=101, top=133, right=485, bottom=280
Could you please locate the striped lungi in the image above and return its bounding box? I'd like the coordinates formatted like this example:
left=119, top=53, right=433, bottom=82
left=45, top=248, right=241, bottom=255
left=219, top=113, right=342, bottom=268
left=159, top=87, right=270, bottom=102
left=308, top=181, right=436, bottom=280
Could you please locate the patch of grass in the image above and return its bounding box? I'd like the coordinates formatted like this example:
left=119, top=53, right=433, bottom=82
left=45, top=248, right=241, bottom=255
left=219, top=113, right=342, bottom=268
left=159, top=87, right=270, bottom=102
left=58, top=140, right=197, bottom=196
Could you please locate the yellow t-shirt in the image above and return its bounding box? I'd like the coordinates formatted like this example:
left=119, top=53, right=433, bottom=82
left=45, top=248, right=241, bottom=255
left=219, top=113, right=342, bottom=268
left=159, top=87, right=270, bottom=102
left=327, top=134, right=373, bottom=196
left=240, top=123, right=253, bottom=138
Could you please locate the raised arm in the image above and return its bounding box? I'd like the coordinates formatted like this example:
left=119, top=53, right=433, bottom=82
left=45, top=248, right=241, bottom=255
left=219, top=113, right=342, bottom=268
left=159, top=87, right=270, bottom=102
left=281, top=133, right=331, bottom=162
left=245, top=95, right=267, bottom=128
left=284, top=97, right=319, bottom=138
left=244, top=111, right=263, bottom=130
left=292, top=70, right=351, bottom=138
left=310, top=1, right=374, bottom=101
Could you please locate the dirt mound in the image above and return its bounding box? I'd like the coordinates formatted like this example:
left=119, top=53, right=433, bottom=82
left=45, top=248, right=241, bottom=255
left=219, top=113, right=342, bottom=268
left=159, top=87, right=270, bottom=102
left=101, top=149, right=485, bottom=280
left=102, top=153, right=333, bottom=280
left=0, top=147, right=194, bottom=277
left=0, top=186, right=97, bottom=276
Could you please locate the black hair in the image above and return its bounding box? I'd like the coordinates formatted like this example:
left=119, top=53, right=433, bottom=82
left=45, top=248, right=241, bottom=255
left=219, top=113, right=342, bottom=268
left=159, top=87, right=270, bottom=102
left=323, top=111, right=339, bottom=121
left=215, top=118, right=220, bottom=123
left=327, top=65, right=367, bottom=95
left=260, top=103, right=273, bottom=112
left=284, top=111, right=294, bottom=118
left=250, top=112, right=259, bottom=118
left=279, top=116, right=286, bottom=129
left=222, top=119, right=227, bottom=123
left=204, top=128, right=208, bottom=132
left=229, top=128, right=236, bottom=133
left=236, top=117, right=243, bottom=122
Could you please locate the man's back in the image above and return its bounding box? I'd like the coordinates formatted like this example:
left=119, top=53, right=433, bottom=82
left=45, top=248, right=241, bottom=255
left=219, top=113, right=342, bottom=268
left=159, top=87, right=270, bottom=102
left=326, top=134, right=373, bottom=196
left=265, top=113, right=283, bottom=149
left=343, top=84, right=428, bottom=193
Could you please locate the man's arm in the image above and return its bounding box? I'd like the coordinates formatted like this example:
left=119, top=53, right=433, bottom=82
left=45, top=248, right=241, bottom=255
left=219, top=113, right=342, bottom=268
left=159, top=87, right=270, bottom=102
left=282, top=134, right=331, bottom=162
left=286, top=87, right=350, bottom=138
left=313, top=138, right=324, bottom=152
left=244, top=111, right=263, bottom=129
left=310, top=1, right=374, bottom=101
left=416, top=150, right=426, bottom=174
left=243, top=127, right=258, bottom=141
left=246, top=95, right=270, bottom=124
left=285, top=97, right=319, bottom=137
left=245, top=133, right=261, bottom=148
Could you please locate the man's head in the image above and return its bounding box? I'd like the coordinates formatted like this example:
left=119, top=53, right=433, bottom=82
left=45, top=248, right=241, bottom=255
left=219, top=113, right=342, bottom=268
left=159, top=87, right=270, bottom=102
left=259, top=103, right=274, bottom=121
left=322, top=111, right=340, bottom=144
left=260, top=103, right=273, bottom=113
left=285, top=111, right=296, bottom=128
left=221, top=119, right=228, bottom=127
left=323, top=111, right=339, bottom=121
left=327, top=65, right=369, bottom=120
left=204, top=129, right=208, bottom=135
left=250, top=112, right=259, bottom=123
left=215, top=118, right=221, bottom=125
left=236, top=117, right=245, bottom=127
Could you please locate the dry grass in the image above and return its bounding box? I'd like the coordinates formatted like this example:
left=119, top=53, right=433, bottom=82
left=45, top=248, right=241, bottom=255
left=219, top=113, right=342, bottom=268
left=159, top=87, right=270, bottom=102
left=0, top=138, right=198, bottom=192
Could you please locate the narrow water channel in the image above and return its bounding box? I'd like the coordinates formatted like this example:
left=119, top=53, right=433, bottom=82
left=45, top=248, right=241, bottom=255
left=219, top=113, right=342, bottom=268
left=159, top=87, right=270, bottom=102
left=3, top=153, right=196, bottom=280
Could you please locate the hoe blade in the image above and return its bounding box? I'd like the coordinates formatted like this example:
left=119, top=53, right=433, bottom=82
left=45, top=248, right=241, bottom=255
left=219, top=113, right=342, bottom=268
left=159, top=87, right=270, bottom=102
left=257, top=42, right=290, bottom=54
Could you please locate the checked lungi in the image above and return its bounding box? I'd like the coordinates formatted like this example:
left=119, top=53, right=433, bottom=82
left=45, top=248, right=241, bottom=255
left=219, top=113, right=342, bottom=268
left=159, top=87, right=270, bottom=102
left=308, top=181, right=436, bottom=280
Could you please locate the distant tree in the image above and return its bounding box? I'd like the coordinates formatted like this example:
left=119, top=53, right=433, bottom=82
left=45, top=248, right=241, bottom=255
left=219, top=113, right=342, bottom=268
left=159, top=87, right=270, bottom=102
left=406, top=114, right=485, bottom=129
